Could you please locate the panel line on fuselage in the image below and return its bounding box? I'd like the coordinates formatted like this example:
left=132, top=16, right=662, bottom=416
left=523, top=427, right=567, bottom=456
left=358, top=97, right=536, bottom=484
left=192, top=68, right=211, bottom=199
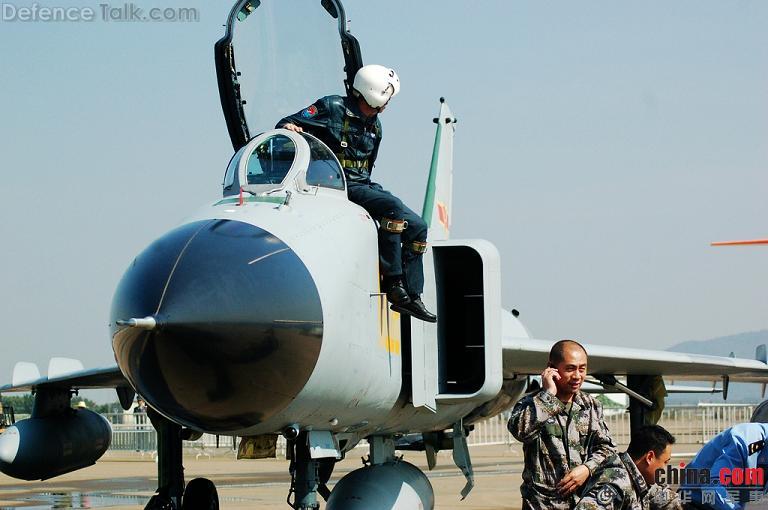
left=248, top=247, right=291, bottom=265
left=154, top=220, right=214, bottom=314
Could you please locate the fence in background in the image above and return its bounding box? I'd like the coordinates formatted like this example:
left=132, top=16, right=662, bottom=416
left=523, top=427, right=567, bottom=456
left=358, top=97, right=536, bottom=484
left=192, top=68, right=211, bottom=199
left=102, top=403, right=756, bottom=456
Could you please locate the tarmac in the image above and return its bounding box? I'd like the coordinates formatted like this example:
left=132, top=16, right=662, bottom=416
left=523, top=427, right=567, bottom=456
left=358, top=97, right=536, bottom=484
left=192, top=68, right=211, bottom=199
left=0, top=442, right=708, bottom=510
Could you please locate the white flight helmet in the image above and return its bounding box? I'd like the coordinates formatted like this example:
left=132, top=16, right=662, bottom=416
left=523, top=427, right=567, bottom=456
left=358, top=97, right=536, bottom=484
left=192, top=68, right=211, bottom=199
left=352, top=65, right=401, bottom=109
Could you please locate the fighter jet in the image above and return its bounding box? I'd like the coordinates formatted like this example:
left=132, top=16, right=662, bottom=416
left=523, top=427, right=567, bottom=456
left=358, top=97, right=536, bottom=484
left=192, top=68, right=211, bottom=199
left=3, top=1, right=768, bottom=509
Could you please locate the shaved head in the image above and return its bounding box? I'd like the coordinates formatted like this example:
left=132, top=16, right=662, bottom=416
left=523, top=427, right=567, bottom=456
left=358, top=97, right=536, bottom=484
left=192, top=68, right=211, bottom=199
left=549, top=339, right=587, bottom=366
left=546, top=339, right=588, bottom=401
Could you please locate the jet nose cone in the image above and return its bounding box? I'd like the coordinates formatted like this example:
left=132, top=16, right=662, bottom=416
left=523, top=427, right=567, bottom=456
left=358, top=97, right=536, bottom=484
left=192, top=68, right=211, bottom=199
left=111, top=220, right=323, bottom=432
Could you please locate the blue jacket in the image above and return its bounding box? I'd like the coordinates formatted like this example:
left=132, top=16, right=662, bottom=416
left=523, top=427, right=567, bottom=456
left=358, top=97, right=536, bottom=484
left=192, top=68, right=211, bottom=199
left=679, top=423, right=768, bottom=510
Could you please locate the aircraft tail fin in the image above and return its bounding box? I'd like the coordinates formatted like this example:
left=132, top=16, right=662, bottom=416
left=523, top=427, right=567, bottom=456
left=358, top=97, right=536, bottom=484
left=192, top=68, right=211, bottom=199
left=422, top=98, right=457, bottom=242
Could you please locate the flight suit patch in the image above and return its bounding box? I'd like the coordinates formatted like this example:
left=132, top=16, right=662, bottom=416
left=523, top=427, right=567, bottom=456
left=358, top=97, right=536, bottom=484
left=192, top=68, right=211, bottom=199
left=301, top=105, right=318, bottom=118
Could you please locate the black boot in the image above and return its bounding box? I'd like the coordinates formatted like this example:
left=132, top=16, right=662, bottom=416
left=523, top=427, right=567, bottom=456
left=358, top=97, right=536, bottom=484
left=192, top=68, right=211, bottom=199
left=385, top=277, right=411, bottom=306
left=391, top=295, right=437, bottom=323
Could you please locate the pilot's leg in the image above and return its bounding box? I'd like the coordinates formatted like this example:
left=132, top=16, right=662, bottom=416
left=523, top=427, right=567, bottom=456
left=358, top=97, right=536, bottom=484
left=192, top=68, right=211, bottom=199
left=348, top=182, right=436, bottom=323
left=347, top=182, right=410, bottom=306
left=398, top=207, right=436, bottom=323
left=400, top=208, right=427, bottom=295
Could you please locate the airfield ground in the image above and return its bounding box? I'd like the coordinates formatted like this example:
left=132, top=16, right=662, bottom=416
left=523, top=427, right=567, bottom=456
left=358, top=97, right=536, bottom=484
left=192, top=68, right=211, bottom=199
left=0, top=442, right=718, bottom=509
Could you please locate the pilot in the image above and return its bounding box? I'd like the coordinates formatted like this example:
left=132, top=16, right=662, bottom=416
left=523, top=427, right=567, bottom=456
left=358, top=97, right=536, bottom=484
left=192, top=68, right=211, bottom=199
left=677, top=422, right=768, bottom=510
left=276, top=65, right=436, bottom=323
left=508, top=339, right=616, bottom=510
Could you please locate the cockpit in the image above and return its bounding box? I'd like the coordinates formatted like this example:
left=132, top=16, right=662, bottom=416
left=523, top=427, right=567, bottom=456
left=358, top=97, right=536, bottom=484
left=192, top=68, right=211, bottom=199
left=222, top=130, right=345, bottom=197
left=215, top=0, right=361, bottom=199
left=214, top=0, right=362, bottom=151
left=245, top=134, right=295, bottom=186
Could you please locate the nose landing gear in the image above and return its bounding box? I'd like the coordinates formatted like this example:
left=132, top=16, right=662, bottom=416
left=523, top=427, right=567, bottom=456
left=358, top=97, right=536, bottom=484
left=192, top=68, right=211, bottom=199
left=286, top=432, right=336, bottom=510
left=142, top=409, right=220, bottom=510
left=181, top=478, right=220, bottom=510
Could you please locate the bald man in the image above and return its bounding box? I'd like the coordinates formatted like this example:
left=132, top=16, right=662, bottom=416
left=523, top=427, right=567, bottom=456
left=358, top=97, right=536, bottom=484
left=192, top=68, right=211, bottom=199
left=509, top=340, right=617, bottom=510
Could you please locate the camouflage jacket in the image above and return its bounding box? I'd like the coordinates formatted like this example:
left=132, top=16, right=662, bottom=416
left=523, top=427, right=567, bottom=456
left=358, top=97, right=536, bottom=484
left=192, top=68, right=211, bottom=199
left=508, top=389, right=617, bottom=510
left=644, top=483, right=683, bottom=510
left=575, top=452, right=682, bottom=510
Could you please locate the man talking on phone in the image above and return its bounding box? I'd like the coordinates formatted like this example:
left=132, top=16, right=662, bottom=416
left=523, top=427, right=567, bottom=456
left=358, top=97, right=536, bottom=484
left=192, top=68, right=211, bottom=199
left=509, top=339, right=617, bottom=510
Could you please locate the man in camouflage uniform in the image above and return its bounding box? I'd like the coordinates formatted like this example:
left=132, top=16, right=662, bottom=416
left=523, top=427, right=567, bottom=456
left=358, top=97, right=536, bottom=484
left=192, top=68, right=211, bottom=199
left=509, top=340, right=616, bottom=510
left=575, top=424, right=681, bottom=510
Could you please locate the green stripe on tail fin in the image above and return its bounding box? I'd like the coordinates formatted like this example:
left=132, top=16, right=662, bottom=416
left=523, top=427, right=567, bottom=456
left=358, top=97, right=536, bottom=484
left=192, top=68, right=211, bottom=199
left=421, top=98, right=456, bottom=242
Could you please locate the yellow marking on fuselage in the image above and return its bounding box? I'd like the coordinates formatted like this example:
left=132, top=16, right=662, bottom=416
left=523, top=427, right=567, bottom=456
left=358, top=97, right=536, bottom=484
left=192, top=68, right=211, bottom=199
left=377, top=294, right=401, bottom=355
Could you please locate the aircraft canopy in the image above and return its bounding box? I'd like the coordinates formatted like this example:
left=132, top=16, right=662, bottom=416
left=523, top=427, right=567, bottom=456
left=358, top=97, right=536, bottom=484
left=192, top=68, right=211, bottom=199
left=223, top=130, right=345, bottom=196
left=215, top=0, right=363, bottom=151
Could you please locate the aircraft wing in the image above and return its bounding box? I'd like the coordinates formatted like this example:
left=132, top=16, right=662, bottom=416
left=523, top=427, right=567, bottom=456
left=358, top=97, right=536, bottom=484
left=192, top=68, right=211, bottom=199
left=503, top=338, right=768, bottom=383
left=0, top=362, right=128, bottom=393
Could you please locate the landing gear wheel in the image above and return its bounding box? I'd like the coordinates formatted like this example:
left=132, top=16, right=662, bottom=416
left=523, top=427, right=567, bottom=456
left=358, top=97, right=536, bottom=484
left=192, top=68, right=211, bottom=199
left=181, top=478, right=219, bottom=510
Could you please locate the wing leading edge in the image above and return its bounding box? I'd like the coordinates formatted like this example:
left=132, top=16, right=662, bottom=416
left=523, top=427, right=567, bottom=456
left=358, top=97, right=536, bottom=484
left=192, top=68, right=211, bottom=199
left=503, top=337, right=768, bottom=383
left=0, top=364, right=127, bottom=393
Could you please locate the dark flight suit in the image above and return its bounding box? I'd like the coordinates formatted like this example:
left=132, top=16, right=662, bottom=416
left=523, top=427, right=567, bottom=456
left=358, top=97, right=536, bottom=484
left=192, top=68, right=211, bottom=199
left=277, top=95, right=427, bottom=295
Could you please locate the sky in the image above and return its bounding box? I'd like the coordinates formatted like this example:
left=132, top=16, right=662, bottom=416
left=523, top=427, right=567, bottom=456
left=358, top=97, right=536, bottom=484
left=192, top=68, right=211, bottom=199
left=0, top=0, right=767, bottom=401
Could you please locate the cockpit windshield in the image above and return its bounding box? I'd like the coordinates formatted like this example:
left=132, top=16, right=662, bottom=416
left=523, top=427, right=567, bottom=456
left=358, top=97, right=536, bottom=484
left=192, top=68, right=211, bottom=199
left=221, top=131, right=346, bottom=197
left=246, top=134, right=296, bottom=185
left=215, top=0, right=362, bottom=150
left=304, top=134, right=345, bottom=190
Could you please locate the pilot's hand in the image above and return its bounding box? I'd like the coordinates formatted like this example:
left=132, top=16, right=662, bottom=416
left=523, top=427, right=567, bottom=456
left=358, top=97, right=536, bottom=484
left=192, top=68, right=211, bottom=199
left=282, top=123, right=304, bottom=133
left=557, top=465, right=589, bottom=496
left=541, top=367, right=560, bottom=396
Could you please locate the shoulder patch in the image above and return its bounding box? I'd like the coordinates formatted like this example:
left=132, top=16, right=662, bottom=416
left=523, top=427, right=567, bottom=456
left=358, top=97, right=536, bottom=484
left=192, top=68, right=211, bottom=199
left=301, top=105, right=318, bottom=118
left=596, top=485, right=621, bottom=505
